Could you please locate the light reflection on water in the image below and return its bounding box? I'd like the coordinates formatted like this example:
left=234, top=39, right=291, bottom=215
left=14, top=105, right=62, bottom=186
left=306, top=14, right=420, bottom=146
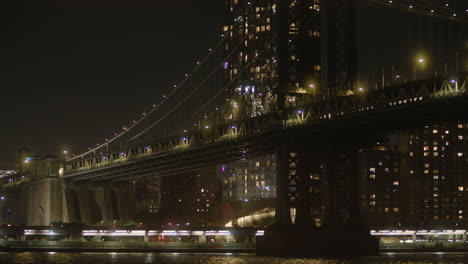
left=0, top=252, right=467, bottom=264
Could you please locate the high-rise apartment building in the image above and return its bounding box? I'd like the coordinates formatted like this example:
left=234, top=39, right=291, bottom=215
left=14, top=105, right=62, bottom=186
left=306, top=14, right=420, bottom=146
left=401, top=123, right=468, bottom=228
left=223, top=0, right=321, bottom=118
left=217, top=154, right=277, bottom=202
left=357, top=123, right=468, bottom=229
left=359, top=145, right=402, bottom=227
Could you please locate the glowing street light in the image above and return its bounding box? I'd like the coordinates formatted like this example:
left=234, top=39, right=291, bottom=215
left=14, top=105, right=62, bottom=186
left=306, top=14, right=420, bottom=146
left=418, top=58, right=426, bottom=76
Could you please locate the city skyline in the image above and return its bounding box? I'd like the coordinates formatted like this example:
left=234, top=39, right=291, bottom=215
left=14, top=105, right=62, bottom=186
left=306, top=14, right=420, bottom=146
left=0, top=0, right=466, bottom=258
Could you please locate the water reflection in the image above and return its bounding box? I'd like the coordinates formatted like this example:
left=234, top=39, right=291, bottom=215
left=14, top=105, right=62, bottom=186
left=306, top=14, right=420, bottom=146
left=0, top=252, right=467, bottom=264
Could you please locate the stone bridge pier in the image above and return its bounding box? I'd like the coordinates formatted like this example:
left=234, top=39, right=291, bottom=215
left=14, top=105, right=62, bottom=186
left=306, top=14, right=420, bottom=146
left=64, top=183, right=135, bottom=225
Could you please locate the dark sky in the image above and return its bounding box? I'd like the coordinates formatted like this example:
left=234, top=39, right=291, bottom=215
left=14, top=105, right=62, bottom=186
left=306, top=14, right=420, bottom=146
left=0, top=0, right=224, bottom=164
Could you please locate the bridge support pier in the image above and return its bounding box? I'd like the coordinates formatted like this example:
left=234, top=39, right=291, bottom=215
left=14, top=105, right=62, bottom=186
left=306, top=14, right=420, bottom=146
left=257, top=135, right=379, bottom=257
left=64, top=183, right=135, bottom=225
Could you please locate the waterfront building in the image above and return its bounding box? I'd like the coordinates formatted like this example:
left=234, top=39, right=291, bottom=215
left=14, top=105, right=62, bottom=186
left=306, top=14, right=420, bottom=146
left=401, top=122, right=468, bottom=228
left=160, top=168, right=220, bottom=226
left=135, top=178, right=161, bottom=214
left=359, top=145, right=402, bottom=227
left=357, top=123, right=468, bottom=229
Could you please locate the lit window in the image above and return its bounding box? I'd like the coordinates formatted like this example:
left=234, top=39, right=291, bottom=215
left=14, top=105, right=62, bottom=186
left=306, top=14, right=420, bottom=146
left=445, top=130, right=450, bottom=134
left=424, top=152, right=429, bottom=157
left=424, top=170, right=429, bottom=174
left=457, top=152, right=464, bottom=157
left=410, top=152, right=414, bottom=157
left=434, top=152, right=439, bottom=157
left=458, top=124, right=463, bottom=129
left=458, top=136, right=463, bottom=140
left=369, top=174, right=376, bottom=180
left=384, top=208, right=390, bottom=212
left=458, top=186, right=464, bottom=191
left=424, top=163, right=430, bottom=168
left=393, top=208, right=399, bottom=212
left=369, top=168, right=376, bottom=173
left=423, top=146, right=429, bottom=151
left=393, top=181, right=399, bottom=186
left=433, top=129, right=438, bottom=134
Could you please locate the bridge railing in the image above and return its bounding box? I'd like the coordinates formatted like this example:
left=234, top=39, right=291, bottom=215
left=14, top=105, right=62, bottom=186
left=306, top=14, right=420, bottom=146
left=285, top=76, right=467, bottom=127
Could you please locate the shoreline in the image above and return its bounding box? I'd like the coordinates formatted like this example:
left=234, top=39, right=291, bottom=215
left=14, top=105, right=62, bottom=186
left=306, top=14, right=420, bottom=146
left=1, top=248, right=468, bottom=254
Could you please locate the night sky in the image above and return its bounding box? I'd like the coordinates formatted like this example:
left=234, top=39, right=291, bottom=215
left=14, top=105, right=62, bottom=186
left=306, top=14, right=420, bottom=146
left=1, top=0, right=224, bottom=164
left=0, top=0, right=465, bottom=164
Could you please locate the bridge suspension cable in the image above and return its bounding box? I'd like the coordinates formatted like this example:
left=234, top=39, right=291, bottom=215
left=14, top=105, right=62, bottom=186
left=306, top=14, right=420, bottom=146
left=67, top=0, right=270, bottom=161
left=129, top=2, right=280, bottom=141
left=371, top=0, right=468, bottom=23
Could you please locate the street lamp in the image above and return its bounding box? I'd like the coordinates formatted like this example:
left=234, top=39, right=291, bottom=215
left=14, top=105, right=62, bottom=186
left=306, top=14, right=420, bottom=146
left=416, top=58, right=426, bottom=80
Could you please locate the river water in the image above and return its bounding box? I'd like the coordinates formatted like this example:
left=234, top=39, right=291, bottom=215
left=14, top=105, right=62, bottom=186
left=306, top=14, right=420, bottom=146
left=0, top=252, right=467, bottom=264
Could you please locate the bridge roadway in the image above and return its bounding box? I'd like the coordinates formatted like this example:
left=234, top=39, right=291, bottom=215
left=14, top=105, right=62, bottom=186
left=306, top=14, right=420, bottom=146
left=63, top=77, right=468, bottom=183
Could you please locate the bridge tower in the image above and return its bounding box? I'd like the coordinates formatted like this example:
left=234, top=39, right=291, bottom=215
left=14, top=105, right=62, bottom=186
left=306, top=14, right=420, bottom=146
left=256, top=0, right=379, bottom=257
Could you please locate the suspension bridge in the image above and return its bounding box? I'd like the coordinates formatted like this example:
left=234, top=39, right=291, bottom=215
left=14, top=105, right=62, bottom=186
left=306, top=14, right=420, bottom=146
left=1, top=0, right=467, bottom=257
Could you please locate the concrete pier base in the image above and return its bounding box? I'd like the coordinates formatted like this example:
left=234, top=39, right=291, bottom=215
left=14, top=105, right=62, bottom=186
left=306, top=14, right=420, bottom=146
left=256, top=228, right=379, bottom=257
